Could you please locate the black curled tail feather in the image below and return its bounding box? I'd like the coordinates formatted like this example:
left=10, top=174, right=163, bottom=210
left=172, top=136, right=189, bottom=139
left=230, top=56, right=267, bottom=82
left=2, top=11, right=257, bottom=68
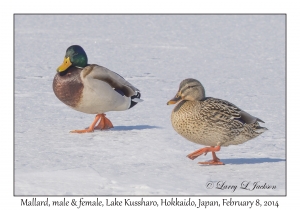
left=129, top=92, right=141, bottom=109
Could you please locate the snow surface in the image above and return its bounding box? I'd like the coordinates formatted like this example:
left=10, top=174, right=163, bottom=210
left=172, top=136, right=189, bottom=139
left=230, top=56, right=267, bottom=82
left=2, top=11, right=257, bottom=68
left=14, top=15, right=285, bottom=195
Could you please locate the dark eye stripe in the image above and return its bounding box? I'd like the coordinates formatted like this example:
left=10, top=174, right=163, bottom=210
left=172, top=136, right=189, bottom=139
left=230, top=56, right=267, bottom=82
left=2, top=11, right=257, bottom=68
left=181, top=85, right=200, bottom=93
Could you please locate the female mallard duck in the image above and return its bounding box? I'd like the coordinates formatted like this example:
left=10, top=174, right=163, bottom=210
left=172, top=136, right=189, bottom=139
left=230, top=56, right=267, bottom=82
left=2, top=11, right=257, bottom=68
left=53, top=45, right=142, bottom=133
left=167, top=78, right=267, bottom=165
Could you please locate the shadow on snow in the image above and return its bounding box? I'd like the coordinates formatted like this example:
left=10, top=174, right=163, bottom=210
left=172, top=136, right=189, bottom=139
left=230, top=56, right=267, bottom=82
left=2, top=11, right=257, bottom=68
left=111, top=125, right=162, bottom=131
left=222, top=157, right=285, bottom=165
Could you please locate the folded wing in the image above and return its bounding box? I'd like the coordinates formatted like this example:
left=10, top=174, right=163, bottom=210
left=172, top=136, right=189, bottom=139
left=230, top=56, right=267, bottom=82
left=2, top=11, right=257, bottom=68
left=84, top=64, right=139, bottom=97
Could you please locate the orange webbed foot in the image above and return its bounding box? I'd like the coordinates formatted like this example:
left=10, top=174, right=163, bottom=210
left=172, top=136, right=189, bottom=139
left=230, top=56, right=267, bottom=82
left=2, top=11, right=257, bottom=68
left=94, top=114, right=114, bottom=130
left=198, top=160, right=224, bottom=165
left=187, top=147, right=211, bottom=160
left=187, top=146, right=224, bottom=165
left=70, top=128, right=94, bottom=133
left=70, top=114, right=102, bottom=134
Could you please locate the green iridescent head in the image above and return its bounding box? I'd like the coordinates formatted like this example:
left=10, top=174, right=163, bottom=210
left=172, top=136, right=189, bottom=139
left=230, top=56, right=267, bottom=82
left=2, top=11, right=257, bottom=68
left=57, top=45, right=88, bottom=72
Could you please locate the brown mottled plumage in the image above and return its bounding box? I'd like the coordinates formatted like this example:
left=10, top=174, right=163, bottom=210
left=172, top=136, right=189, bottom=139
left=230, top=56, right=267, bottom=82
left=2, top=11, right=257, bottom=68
left=167, top=78, right=267, bottom=165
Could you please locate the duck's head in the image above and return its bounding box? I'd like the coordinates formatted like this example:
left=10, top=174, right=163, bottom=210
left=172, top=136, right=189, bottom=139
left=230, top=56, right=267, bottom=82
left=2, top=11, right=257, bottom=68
left=57, top=45, right=88, bottom=72
left=167, top=78, right=205, bottom=105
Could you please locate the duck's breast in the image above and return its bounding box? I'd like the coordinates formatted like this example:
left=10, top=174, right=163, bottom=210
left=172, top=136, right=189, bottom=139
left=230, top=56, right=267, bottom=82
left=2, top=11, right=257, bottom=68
left=171, top=100, right=231, bottom=146
left=53, top=67, right=84, bottom=108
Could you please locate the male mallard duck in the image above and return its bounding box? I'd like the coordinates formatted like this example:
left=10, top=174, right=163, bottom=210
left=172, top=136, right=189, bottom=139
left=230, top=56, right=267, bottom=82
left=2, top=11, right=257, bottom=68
left=53, top=45, right=142, bottom=133
left=167, top=78, right=267, bottom=165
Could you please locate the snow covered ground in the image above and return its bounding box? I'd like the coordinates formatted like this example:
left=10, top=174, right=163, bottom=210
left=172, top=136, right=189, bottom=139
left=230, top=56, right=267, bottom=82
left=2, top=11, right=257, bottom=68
left=14, top=15, right=285, bottom=195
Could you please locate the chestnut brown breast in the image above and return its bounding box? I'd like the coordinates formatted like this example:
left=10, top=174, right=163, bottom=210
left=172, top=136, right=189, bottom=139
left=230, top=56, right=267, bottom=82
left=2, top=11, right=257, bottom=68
left=53, top=67, right=84, bottom=108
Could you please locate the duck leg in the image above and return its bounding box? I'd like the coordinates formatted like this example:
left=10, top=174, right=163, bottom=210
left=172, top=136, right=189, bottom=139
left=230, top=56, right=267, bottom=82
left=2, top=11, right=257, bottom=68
left=94, top=114, right=114, bottom=130
left=70, top=114, right=102, bottom=133
left=198, top=151, right=224, bottom=165
left=187, top=146, right=224, bottom=165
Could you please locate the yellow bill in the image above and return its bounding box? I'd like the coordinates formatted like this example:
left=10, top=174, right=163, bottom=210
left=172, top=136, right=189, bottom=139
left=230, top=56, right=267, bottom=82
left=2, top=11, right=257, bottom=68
left=167, top=95, right=182, bottom=105
left=57, top=57, right=72, bottom=72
